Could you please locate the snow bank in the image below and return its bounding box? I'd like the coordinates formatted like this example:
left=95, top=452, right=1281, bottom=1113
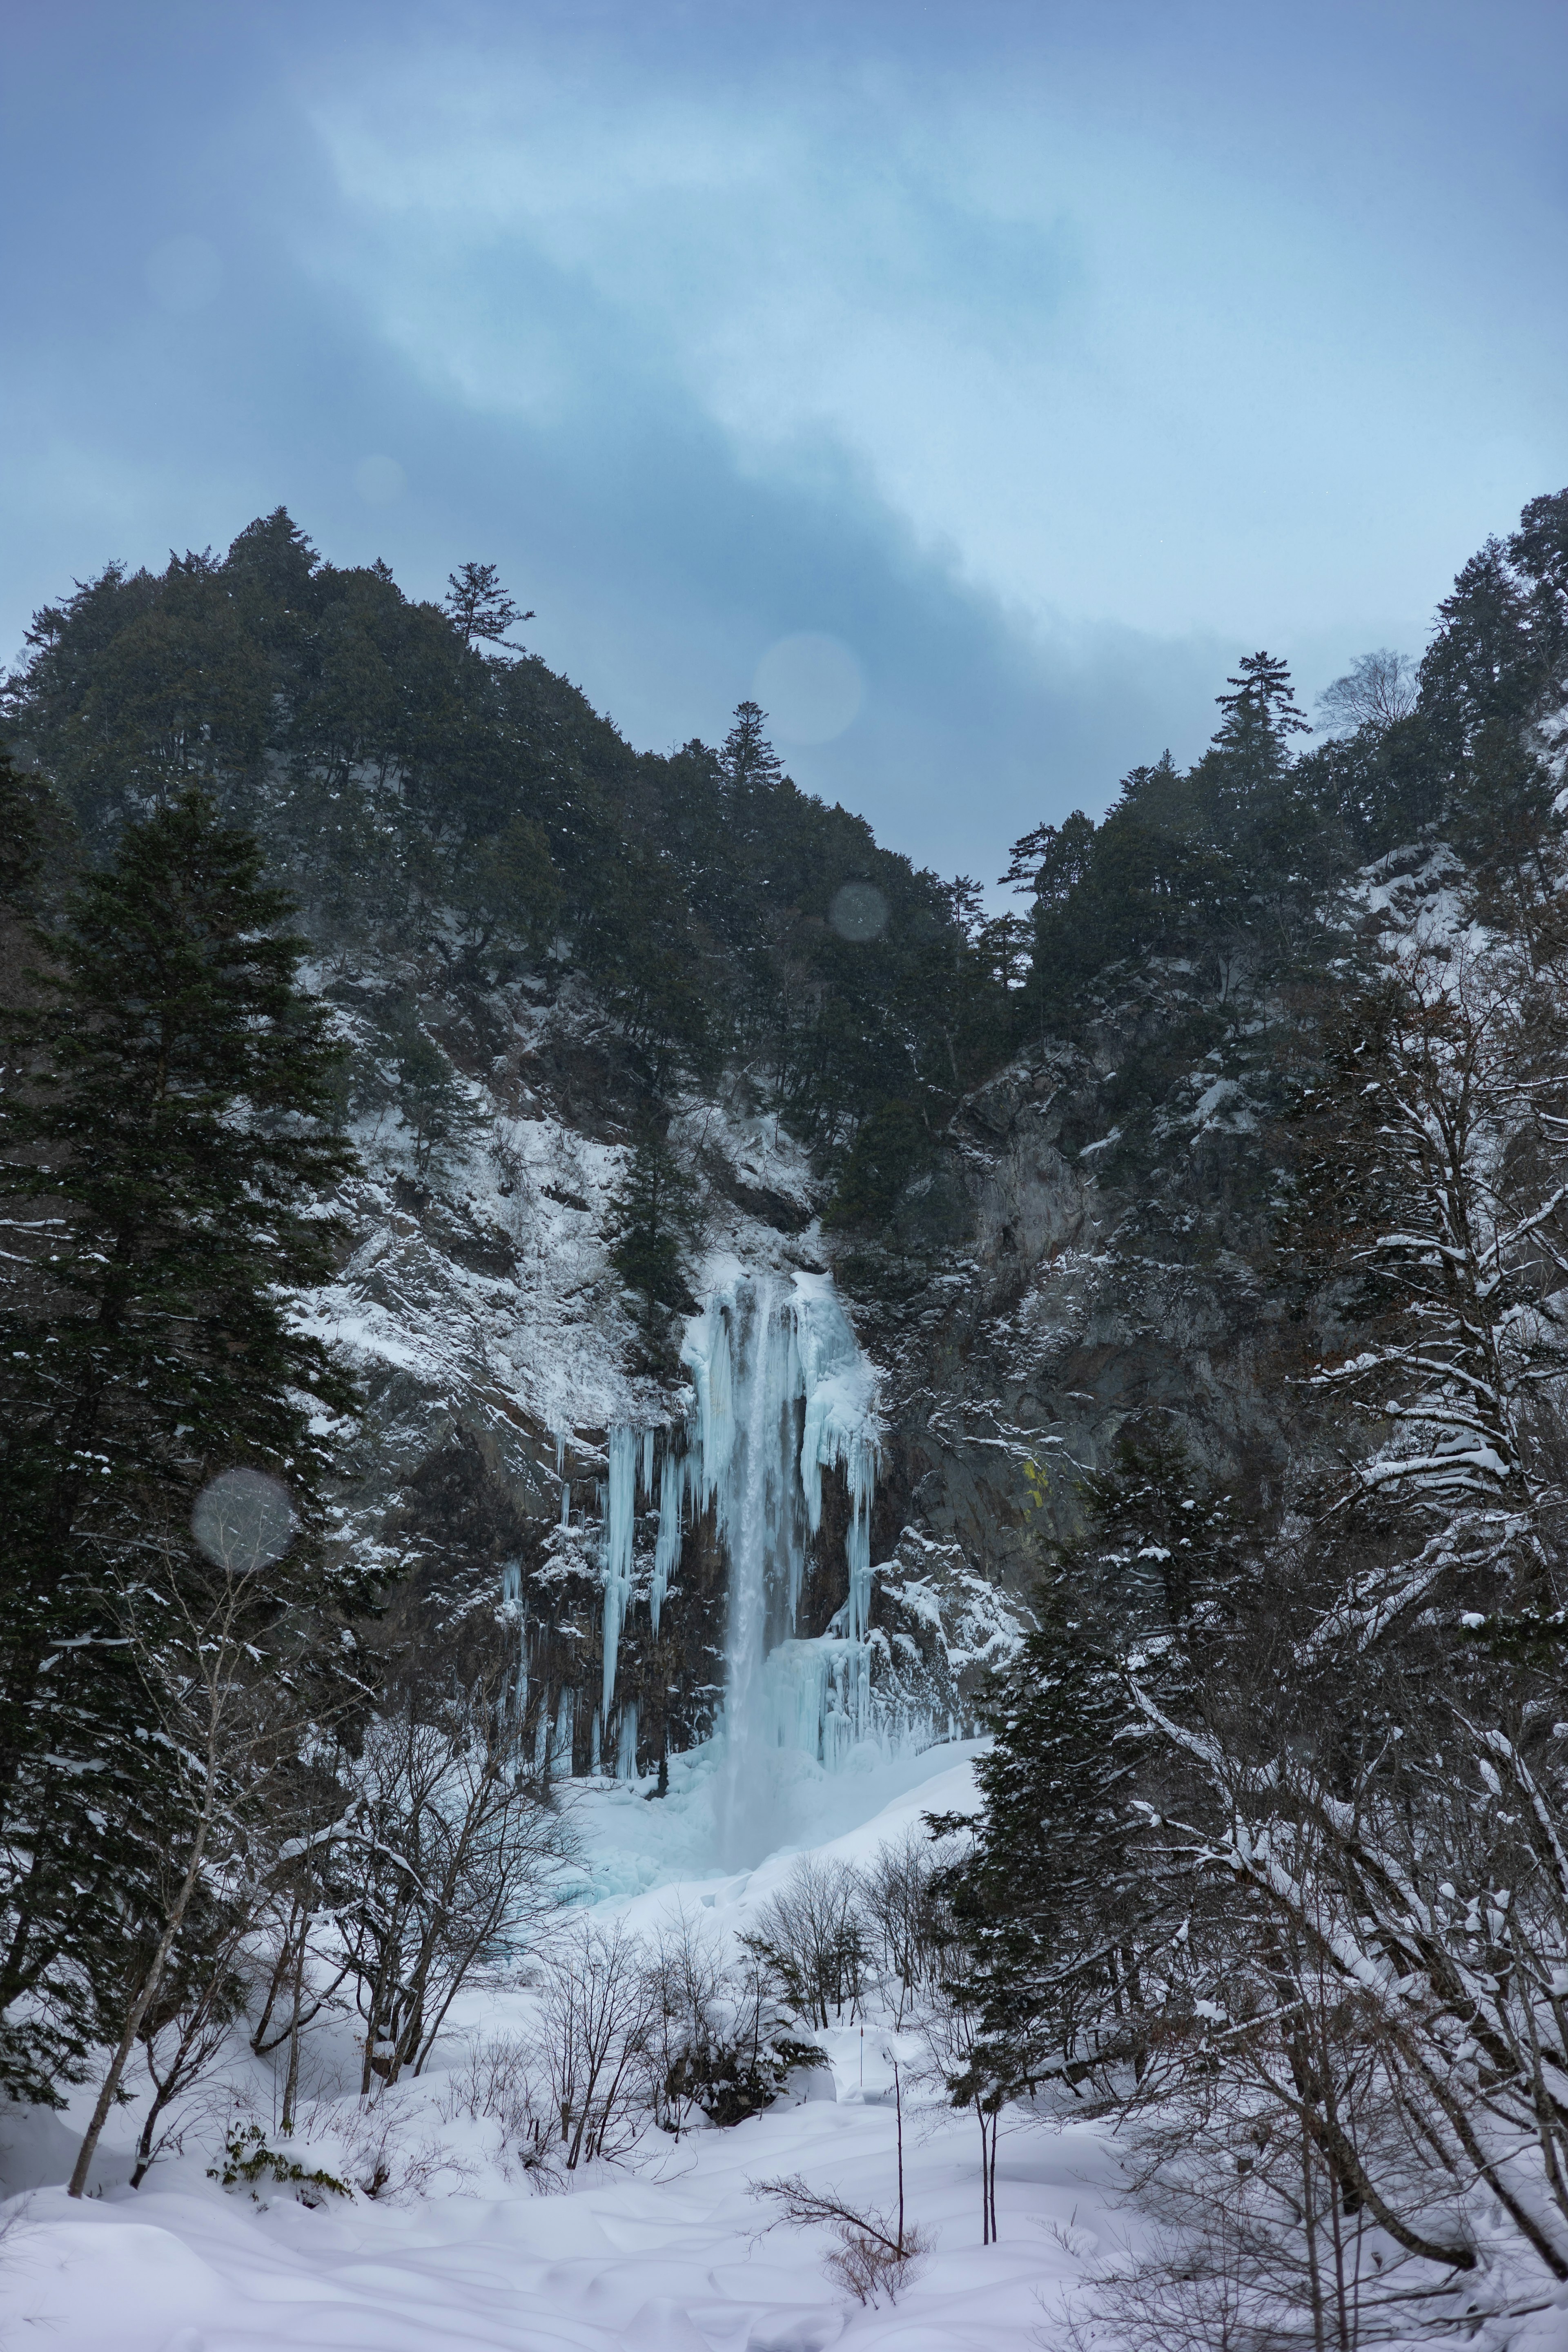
left=0, top=1740, right=1125, bottom=2352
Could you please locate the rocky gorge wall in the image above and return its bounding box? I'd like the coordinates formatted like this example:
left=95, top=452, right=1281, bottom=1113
left=306, top=922, right=1330, bottom=1780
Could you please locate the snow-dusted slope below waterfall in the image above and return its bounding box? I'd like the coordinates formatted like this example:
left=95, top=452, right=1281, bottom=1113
left=0, top=1743, right=1129, bottom=2352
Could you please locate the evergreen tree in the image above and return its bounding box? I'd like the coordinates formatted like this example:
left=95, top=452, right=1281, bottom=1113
left=719, top=700, right=784, bottom=792
left=1296, top=708, right=1444, bottom=856
left=959, top=1593, right=1145, bottom=2091
left=1508, top=485, right=1568, bottom=709
left=824, top=1099, right=930, bottom=1230
left=442, top=561, right=532, bottom=648
left=976, top=909, right=1030, bottom=991
left=1419, top=537, right=1539, bottom=760
left=1001, top=808, right=1097, bottom=904
left=956, top=1439, right=1244, bottom=2093
left=1448, top=717, right=1563, bottom=941
left=1073, top=1433, right=1243, bottom=1633
left=0, top=788, right=359, bottom=2104
left=1212, top=648, right=1311, bottom=745
left=0, top=743, right=47, bottom=906
left=373, top=1000, right=481, bottom=1175
left=448, top=812, right=561, bottom=965
left=608, top=1123, right=699, bottom=1330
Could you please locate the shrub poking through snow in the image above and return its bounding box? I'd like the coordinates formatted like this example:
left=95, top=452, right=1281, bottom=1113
left=644, top=1906, right=818, bottom=2132
left=751, top=2175, right=930, bottom=2306
left=207, top=2123, right=348, bottom=2206
left=740, top=1855, right=871, bottom=2029
left=435, top=2032, right=556, bottom=2185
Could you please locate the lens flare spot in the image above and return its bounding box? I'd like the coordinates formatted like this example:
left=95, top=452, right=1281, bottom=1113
left=829, top=882, right=888, bottom=942
left=192, top=1468, right=296, bottom=1575
left=754, top=633, right=862, bottom=745
left=354, top=454, right=406, bottom=507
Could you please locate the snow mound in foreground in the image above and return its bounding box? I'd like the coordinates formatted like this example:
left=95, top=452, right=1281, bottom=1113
left=0, top=1741, right=1124, bottom=2352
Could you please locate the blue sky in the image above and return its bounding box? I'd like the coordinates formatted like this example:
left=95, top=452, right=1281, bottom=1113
left=4, top=0, right=1567, bottom=884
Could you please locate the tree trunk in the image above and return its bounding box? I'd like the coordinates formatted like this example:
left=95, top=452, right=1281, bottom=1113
left=67, top=1813, right=212, bottom=2198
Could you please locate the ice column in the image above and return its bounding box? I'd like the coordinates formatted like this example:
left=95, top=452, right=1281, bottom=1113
left=719, top=1277, right=782, bottom=1859
left=600, top=1425, right=639, bottom=1721
left=679, top=1268, right=881, bottom=1860
left=616, top=1701, right=639, bottom=1782
left=585, top=1267, right=880, bottom=1802
left=550, top=1688, right=575, bottom=1779
left=650, top=1449, right=686, bottom=1637
left=793, top=1274, right=879, bottom=1640
left=500, top=1559, right=526, bottom=1716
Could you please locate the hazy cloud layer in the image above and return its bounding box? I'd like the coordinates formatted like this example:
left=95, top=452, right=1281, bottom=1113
left=4, top=0, right=1566, bottom=880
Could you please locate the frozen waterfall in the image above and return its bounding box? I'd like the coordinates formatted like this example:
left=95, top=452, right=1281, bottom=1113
left=550, top=1266, right=901, bottom=1843
left=677, top=1270, right=880, bottom=1855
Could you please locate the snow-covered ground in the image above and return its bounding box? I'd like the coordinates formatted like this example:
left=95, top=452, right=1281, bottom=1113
left=0, top=1741, right=1127, bottom=2352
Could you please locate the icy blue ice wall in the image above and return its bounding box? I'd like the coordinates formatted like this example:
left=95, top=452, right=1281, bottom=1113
left=581, top=1270, right=881, bottom=1802
left=680, top=1270, right=880, bottom=1864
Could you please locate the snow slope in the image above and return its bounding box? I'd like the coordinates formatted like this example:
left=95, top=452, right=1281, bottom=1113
left=0, top=1743, right=1127, bottom=2352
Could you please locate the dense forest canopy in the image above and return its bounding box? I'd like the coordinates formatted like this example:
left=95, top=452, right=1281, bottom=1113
left=1006, top=491, right=1568, bottom=1037
left=9, top=492, right=1568, bottom=1207
left=1, top=510, right=1013, bottom=1174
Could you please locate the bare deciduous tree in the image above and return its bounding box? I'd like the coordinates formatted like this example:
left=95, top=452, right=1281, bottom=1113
left=332, top=1686, right=568, bottom=2095
left=538, top=1914, right=657, bottom=2169
left=913, top=1954, right=1003, bottom=2246
left=742, top=1855, right=870, bottom=2029
left=1316, top=649, right=1418, bottom=736
left=863, top=1828, right=944, bottom=2025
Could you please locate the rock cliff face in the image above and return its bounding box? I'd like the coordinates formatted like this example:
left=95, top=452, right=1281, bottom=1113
left=309, top=919, right=1332, bottom=1778
left=852, top=1010, right=1300, bottom=1604
left=305, top=952, right=912, bottom=1780
left=853, top=844, right=1492, bottom=1607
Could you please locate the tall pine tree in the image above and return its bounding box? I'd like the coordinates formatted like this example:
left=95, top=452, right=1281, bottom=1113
left=608, top=1121, right=699, bottom=1334
left=0, top=788, right=359, bottom=2105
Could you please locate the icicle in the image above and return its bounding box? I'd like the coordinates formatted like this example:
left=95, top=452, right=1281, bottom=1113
left=600, top=1425, right=639, bottom=1720
left=500, top=1560, right=527, bottom=1718
left=651, top=1448, right=685, bottom=1637
left=616, top=1701, right=639, bottom=1782
left=682, top=1290, right=738, bottom=1516
left=641, top=1428, right=654, bottom=1496
left=717, top=1277, right=780, bottom=1860
left=550, top=1687, right=575, bottom=1779
left=845, top=1452, right=873, bottom=1642
left=590, top=1708, right=601, bottom=1776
